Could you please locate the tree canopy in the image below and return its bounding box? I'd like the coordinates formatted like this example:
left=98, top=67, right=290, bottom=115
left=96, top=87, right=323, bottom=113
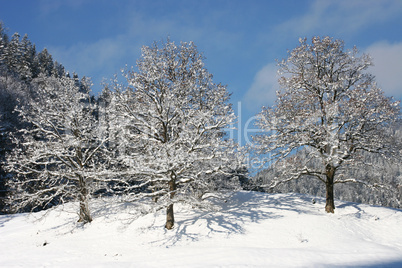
left=108, top=39, right=243, bottom=229
left=253, top=36, right=400, bottom=213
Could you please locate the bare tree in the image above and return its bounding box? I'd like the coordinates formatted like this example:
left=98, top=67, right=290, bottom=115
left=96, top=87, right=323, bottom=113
left=109, top=39, right=242, bottom=229
left=253, top=36, right=400, bottom=213
left=6, top=75, right=106, bottom=223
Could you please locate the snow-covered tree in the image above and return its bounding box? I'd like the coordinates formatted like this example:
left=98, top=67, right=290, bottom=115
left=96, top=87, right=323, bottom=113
left=109, top=40, right=243, bottom=229
left=0, top=67, right=31, bottom=213
left=253, top=36, right=400, bottom=213
left=2, top=33, right=21, bottom=73
left=0, top=22, right=7, bottom=57
left=5, top=75, right=107, bottom=223
left=37, top=48, right=54, bottom=77
left=18, top=34, right=35, bottom=81
left=253, top=128, right=402, bottom=209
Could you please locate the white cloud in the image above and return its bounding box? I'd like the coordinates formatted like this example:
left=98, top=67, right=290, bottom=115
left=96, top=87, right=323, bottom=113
left=243, top=40, right=402, bottom=115
left=48, top=35, right=138, bottom=87
left=275, top=0, right=402, bottom=37
left=46, top=4, right=245, bottom=92
left=366, top=41, right=402, bottom=100
left=243, top=63, right=279, bottom=112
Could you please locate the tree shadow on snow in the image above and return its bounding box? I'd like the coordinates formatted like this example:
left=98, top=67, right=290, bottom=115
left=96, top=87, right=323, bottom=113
left=0, top=214, right=15, bottom=228
left=330, top=259, right=402, bottom=268
left=29, top=191, right=342, bottom=246
left=148, top=191, right=322, bottom=247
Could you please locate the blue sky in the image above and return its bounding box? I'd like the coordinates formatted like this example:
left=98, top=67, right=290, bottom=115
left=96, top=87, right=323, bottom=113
left=1, top=0, right=402, bottom=145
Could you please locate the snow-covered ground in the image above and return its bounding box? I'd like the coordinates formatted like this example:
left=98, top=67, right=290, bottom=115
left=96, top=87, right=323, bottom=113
left=1, top=191, right=402, bottom=267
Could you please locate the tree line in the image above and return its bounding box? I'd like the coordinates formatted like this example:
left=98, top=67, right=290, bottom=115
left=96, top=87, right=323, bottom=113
left=1, top=22, right=400, bottom=229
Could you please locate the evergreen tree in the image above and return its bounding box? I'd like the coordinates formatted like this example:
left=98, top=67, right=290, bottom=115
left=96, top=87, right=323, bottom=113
left=37, top=48, right=54, bottom=77
left=0, top=22, right=9, bottom=67
left=2, top=33, right=21, bottom=76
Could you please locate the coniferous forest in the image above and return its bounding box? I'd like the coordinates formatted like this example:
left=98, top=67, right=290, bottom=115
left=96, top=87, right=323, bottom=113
left=0, top=22, right=401, bottom=230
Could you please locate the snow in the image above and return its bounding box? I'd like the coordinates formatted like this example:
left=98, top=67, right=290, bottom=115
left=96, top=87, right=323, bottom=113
left=1, top=191, right=402, bottom=267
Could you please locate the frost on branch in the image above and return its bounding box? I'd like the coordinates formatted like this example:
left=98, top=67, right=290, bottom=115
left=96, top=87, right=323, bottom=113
left=5, top=75, right=107, bottom=223
left=107, top=39, right=244, bottom=229
left=253, top=36, right=400, bottom=213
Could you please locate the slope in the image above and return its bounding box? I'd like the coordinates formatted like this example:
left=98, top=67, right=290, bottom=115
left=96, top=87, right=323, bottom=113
left=1, top=191, right=402, bottom=267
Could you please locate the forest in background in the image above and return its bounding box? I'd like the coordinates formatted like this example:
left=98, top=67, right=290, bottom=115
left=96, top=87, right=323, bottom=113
left=251, top=140, right=402, bottom=209
left=0, top=22, right=93, bottom=214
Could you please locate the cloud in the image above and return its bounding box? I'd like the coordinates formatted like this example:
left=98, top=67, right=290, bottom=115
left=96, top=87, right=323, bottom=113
left=243, top=63, right=279, bottom=112
left=243, top=40, right=402, bottom=116
left=46, top=3, right=246, bottom=92
left=275, top=0, right=402, bottom=38
left=365, top=41, right=402, bottom=100
left=46, top=8, right=189, bottom=89
left=49, top=35, right=138, bottom=88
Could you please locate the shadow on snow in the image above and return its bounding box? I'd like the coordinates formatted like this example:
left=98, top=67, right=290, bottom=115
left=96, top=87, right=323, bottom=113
left=142, top=191, right=321, bottom=247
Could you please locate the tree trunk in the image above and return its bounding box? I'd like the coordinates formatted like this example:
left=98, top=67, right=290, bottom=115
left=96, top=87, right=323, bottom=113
left=78, top=176, right=92, bottom=223
left=325, top=164, right=335, bottom=213
left=165, top=203, right=174, bottom=230
left=165, top=175, right=176, bottom=230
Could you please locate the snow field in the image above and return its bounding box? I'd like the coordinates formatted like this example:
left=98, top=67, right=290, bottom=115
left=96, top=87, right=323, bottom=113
left=1, top=191, right=402, bottom=267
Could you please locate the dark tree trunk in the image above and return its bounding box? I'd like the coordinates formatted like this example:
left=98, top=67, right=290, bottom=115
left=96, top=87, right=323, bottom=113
left=77, top=176, right=92, bottom=223
left=165, top=203, right=174, bottom=230
left=325, top=164, right=335, bottom=213
left=165, top=175, right=176, bottom=230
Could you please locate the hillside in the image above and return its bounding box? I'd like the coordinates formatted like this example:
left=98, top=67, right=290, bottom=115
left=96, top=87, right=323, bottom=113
left=1, top=191, right=402, bottom=267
